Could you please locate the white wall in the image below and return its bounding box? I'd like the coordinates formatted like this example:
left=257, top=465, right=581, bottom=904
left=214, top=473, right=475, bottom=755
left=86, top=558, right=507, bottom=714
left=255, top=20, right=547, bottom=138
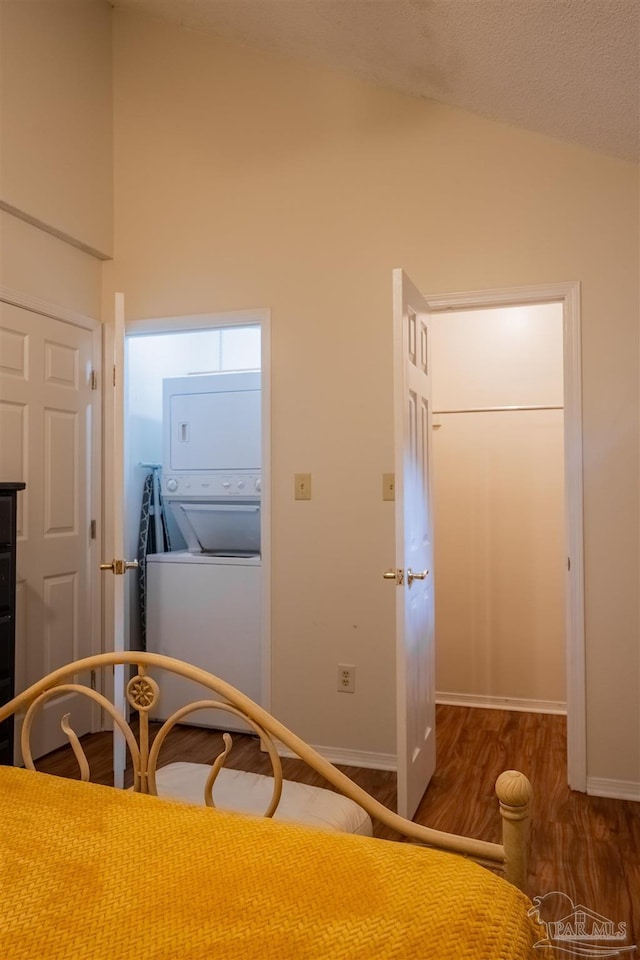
left=0, top=3, right=112, bottom=760
left=432, top=304, right=566, bottom=709
left=110, top=11, right=640, bottom=784
left=0, top=0, right=112, bottom=329
left=0, top=0, right=112, bottom=323
left=0, top=0, right=113, bottom=257
left=0, top=213, right=104, bottom=320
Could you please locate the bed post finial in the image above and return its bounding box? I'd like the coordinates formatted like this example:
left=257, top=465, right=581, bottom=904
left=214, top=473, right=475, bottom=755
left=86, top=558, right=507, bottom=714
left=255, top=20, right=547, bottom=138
left=495, top=769, right=532, bottom=893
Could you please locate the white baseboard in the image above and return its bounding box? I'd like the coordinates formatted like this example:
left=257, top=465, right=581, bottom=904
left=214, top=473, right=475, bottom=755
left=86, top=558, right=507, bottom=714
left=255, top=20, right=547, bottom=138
left=275, top=741, right=396, bottom=772
left=436, top=691, right=567, bottom=715
left=586, top=777, right=640, bottom=802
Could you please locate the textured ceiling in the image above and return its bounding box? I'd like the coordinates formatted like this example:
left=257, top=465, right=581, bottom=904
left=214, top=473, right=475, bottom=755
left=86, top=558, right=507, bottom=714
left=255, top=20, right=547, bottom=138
left=113, top=0, right=640, bottom=162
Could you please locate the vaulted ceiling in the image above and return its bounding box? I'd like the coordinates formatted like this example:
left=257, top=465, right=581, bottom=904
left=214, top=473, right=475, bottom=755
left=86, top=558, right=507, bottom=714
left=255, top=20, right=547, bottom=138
left=114, top=0, right=639, bottom=162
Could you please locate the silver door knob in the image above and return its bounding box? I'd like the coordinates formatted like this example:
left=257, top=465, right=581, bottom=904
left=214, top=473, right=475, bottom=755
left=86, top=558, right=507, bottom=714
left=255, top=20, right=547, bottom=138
left=407, top=568, right=429, bottom=585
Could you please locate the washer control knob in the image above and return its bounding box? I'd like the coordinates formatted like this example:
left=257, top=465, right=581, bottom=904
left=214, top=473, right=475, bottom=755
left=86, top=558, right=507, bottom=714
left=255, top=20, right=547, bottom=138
left=255, top=478, right=262, bottom=493
left=237, top=480, right=245, bottom=490
left=165, top=478, right=179, bottom=493
left=222, top=479, right=231, bottom=489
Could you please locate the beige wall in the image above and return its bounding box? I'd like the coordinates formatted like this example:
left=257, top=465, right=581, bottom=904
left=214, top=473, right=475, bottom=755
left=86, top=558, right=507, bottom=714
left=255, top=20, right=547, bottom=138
left=0, top=0, right=113, bottom=260
left=432, top=305, right=566, bottom=708
left=108, top=12, right=639, bottom=781
left=0, top=212, right=104, bottom=319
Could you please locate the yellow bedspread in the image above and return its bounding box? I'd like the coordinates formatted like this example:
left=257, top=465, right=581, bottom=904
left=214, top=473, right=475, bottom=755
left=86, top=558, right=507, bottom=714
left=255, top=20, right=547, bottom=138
left=0, top=766, right=538, bottom=959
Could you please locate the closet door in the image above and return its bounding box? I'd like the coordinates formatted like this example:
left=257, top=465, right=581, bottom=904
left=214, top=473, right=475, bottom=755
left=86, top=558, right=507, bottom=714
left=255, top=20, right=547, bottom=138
left=0, top=301, right=99, bottom=760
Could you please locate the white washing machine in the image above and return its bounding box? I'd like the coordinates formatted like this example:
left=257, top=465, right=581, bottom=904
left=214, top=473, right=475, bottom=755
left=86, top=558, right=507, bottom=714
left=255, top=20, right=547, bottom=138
left=146, top=551, right=261, bottom=732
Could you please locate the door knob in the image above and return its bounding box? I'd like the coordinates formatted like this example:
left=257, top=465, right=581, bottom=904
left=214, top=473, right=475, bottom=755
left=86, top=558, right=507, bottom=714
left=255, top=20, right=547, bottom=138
left=383, top=568, right=404, bottom=585
left=407, top=568, right=429, bottom=585
left=100, top=559, right=139, bottom=575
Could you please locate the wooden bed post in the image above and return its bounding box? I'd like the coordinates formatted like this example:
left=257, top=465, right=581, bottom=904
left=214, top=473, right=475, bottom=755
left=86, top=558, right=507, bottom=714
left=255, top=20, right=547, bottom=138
left=495, top=770, right=532, bottom=892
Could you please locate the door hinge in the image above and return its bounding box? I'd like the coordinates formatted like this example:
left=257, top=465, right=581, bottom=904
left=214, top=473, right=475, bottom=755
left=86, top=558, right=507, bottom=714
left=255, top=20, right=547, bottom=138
left=90, top=370, right=98, bottom=390
left=90, top=519, right=97, bottom=540
left=567, top=557, right=571, bottom=571
left=113, top=364, right=116, bottom=387
left=90, top=669, right=97, bottom=691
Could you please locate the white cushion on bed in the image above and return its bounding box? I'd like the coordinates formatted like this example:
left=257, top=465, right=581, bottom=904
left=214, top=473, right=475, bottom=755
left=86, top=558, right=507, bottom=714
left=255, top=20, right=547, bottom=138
left=154, top=762, right=373, bottom=836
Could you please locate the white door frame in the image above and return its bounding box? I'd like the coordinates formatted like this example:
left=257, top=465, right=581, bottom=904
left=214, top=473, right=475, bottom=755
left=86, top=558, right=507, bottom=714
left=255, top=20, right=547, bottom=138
left=0, top=284, right=103, bottom=732
left=118, top=309, right=272, bottom=713
left=424, top=281, right=586, bottom=792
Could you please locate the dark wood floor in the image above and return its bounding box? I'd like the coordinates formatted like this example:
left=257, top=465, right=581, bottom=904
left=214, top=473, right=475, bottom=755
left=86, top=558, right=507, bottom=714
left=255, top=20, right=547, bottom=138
left=35, top=705, right=639, bottom=948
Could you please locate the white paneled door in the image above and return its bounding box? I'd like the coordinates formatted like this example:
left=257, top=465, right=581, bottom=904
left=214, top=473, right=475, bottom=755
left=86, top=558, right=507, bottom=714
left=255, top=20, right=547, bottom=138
left=391, top=269, right=436, bottom=819
left=0, top=300, right=100, bottom=760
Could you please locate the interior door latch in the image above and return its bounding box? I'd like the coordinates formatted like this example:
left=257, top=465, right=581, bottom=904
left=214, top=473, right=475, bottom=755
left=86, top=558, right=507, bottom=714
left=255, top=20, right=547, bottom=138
left=382, top=568, right=404, bottom=585
left=100, top=559, right=139, bottom=575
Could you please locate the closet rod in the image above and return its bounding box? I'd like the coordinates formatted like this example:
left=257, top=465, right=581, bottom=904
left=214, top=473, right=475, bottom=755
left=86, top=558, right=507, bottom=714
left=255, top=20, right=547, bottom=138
left=433, top=404, right=564, bottom=415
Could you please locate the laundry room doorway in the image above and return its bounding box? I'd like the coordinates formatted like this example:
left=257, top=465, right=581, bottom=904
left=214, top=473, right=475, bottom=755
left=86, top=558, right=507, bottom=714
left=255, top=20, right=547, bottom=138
left=121, top=309, right=271, bottom=729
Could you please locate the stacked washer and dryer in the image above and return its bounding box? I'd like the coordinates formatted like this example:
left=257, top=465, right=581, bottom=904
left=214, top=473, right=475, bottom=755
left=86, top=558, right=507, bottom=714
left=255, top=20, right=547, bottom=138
left=146, top=371, right=262, bottom=732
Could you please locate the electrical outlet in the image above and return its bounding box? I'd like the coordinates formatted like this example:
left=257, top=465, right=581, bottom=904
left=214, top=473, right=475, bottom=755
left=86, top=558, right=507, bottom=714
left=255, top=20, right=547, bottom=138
left=337, top=664, right=355, bottom=693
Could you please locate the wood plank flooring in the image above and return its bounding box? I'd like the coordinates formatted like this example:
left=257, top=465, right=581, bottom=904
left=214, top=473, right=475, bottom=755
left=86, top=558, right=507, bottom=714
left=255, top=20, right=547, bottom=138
left=35, top=705, right=639, bottom=948
left=417, top=707, right=640, bottom=950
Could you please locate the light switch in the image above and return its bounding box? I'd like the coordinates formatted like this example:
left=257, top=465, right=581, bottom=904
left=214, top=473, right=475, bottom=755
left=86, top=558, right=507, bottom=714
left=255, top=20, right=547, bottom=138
left=295, top=473, right=312, bottom=500
left=383, top=473, right=395, bottom=501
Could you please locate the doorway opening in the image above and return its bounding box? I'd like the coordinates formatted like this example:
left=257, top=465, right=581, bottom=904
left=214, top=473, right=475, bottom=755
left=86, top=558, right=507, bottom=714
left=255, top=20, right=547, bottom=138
left=425, top=283, right=585, bottom=791
left=123, top=311, right=271, bottom=713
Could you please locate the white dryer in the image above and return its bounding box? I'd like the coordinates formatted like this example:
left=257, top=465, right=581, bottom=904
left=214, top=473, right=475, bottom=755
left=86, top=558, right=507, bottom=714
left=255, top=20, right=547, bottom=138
left=163, top=371, right=261, bottom=483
